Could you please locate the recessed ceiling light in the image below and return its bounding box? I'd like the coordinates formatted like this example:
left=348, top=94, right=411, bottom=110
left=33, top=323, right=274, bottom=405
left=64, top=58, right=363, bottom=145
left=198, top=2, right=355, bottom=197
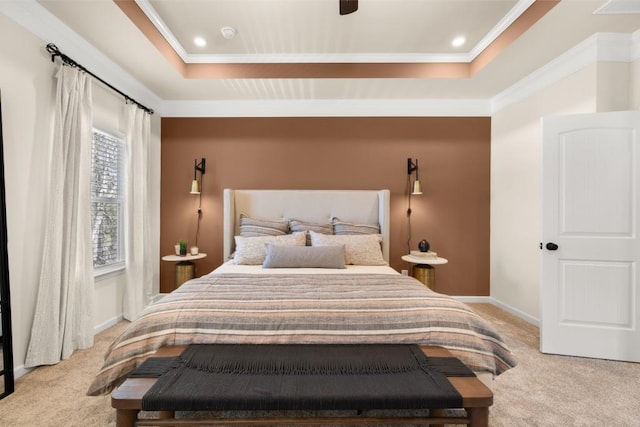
left=194, top=36, right=207, bottom=47
left=451, top=36, right=466, bottom=48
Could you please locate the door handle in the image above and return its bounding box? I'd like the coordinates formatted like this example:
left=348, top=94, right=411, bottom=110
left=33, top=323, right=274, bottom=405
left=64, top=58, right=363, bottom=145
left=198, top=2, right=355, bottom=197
left=545, top=242, right=559, bottom=251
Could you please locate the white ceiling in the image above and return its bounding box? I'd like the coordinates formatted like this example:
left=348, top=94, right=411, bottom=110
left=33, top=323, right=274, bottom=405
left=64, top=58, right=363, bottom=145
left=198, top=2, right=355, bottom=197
left=140, top=0, right=519, bottom=58
left=4, top=0, right=640, bottom=115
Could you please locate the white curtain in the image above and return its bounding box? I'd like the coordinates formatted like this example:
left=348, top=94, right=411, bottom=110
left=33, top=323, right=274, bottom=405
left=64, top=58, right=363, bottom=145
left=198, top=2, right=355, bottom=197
left=123, top=103, right=153, bottom=320
left=25, top=66, right=94, bottom=367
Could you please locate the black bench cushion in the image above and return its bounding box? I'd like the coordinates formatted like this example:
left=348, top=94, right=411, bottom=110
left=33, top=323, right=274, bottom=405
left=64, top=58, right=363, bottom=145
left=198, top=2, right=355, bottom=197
left=139, top=344, right=470, bottom=412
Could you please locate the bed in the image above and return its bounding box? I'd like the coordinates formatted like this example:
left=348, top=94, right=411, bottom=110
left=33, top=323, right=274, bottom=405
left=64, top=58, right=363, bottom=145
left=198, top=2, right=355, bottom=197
left=88, top=189, right=516, bottom=397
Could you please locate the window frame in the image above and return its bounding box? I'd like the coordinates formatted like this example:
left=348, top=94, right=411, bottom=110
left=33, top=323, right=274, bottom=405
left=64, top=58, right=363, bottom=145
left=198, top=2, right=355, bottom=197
left=91, top=128, right=126, bottom=278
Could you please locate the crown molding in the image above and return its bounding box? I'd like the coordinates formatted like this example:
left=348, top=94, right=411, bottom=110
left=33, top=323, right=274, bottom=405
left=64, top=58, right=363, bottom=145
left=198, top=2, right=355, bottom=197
left=182, top=52, right=473, bottom=64
left=468, top=0, right=536, bottom=60
left=1, top=1, right=637, bottom=118
left=134, top=0, right=536, bottom=64
left=134, top=0, right=188, bottom=60
left=491, top=32, right=638, bottom=113
left=161, top=98, right=491, bottom=118
left=632, top=29, right=640, bottom=61
left=0, top=0, right=162, bottom=113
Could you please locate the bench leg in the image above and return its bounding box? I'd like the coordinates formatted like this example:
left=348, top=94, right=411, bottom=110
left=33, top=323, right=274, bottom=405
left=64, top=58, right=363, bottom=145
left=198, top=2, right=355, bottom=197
left=159, top=410, right=176, bottom=427
left=467, top=407, right=489, bottom=427
left=115, top=409, right=138, bottom=427
left=429, top=408, right=445, bottom=427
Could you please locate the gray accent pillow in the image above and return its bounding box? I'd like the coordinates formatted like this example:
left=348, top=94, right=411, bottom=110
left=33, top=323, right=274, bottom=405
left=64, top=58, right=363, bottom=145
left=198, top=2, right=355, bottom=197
left=234, top=232, right=306, bottom=265
left=262, top=244, right=346, bottom=269
left=331, top=217, right=380, bottom=235
left=240, top=214, right=289, bottom=236
left=289, top=219, right=333, bottom=245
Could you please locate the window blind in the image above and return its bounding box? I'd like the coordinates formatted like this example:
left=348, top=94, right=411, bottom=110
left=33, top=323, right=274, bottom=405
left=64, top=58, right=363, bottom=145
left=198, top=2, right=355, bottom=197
left=91, top=130, right=124, bottom=269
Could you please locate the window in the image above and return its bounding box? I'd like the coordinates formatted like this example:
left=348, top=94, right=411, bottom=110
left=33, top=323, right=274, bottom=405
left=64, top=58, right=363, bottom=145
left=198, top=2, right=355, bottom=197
left=91, top=129, right=125, bottom=274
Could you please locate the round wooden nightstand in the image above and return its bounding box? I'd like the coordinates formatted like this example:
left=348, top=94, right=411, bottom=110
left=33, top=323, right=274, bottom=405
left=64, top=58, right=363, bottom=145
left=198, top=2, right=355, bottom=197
left=162, top=253, right=207, bottom=287
left=401, top=254, right=448, bottom=290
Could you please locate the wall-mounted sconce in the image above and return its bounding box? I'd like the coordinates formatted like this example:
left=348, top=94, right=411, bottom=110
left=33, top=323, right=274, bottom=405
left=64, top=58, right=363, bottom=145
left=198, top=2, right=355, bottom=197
left=406, top=158, right=423, bottom=254
left=190, top=158, right=206, bottom=194
left=190, top=158, right=206, bottom=248
left=407, top=158, right=422, bottom=195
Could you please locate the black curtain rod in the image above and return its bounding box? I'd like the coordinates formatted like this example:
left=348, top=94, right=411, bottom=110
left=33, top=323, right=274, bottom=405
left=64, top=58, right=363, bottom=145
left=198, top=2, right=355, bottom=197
left=45, top=43, right=154, bottom=115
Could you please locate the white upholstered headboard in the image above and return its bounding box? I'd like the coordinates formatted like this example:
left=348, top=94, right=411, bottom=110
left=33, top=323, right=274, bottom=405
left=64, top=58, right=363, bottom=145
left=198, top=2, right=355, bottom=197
left=223, top=189, right=391, bottom=262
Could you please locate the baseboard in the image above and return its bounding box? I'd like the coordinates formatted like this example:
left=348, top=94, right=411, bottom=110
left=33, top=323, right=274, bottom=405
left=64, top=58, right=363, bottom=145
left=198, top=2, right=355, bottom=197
left=13, top=316, right=124, bottom=380
left=94, top=314, right=124, bottom=334
left=453, top=296, right=493, bottom=303
left=453, top=295, right=540, bottom=327
left=488, top=297, right=540, bottom=327
left=13, top=364, right=31, bottom=380
left=92, top=296, right=167, bottom=335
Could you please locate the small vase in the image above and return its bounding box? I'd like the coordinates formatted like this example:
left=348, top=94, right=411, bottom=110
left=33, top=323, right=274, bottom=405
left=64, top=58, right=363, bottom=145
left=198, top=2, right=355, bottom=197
left=418, top=240, right=430, bottom=252
left=174, top=244, right=181, bottom=255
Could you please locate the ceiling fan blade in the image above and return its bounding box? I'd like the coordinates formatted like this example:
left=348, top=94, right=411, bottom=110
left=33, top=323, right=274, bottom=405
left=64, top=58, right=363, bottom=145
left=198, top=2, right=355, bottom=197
left=340, top=0, right=358, bottom=15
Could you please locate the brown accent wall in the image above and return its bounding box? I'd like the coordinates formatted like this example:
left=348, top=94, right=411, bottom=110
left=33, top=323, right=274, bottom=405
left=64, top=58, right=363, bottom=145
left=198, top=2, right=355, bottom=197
left=160, top=117, right=490, bottom=296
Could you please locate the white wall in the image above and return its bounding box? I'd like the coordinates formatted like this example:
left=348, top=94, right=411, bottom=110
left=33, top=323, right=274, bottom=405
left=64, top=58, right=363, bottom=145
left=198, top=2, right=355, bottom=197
left=0, top=13, right=161, bottom=376
left=596, top=62, right=632, bottom=112
left=491, top=52, right=637, bottom=321
left=490, top=65, right=599, bottom=321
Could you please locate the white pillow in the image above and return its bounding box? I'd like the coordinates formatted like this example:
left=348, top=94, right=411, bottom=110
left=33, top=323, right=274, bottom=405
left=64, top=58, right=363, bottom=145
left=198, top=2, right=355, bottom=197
left=309, top=231, right=386, bottom=266
left=234, top=232, right=306, bottom=265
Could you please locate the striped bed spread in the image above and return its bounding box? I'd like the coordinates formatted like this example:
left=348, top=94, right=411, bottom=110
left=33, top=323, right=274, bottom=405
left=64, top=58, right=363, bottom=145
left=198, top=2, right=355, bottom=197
left=87, top=272, right=516, bottom=396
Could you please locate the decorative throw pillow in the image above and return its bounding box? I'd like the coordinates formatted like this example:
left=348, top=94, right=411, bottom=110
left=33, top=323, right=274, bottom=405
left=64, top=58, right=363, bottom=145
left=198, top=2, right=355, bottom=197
left=234, top=232, right=306, bottom=265
left=289, top=219, right=333, bottom=245
left=239, top=214, right=289, bottom=236
left=262, top=244, right=346, bottom=269
left=309, top=231, right=386, bottom=266
left=331, top=217, right=380, bottom=235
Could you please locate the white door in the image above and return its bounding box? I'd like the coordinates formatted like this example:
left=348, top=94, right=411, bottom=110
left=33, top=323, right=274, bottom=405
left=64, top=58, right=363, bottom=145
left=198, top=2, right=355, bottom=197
left=541, top=110, right=640, bottom=361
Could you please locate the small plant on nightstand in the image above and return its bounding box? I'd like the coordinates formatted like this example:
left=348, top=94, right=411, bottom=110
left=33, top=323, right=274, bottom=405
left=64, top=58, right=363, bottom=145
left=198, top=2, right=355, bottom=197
left=178, top=240, right=188, bottom=256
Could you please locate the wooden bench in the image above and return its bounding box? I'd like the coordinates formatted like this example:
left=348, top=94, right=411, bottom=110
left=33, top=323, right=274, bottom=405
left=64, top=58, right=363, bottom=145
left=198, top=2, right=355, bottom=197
left=111, top=345, right=493, bottom=427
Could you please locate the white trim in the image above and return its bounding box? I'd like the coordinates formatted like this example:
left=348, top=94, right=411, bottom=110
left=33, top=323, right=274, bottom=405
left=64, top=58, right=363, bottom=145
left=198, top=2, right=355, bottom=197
left=489, top=297, right=540, bottom=327
left=468, top=0, right=536, bottom=61
left=453, top=296, right=493, bottom=304
left=134, top=0, right=188, bottom=60
left=0, top=0, right=161, bottom=113
left=11, top=315, right=125, bottom=379
left=453, top=296, right=540, bottom=326
left=135, top=0, right=533, bottom=65
left=13, top=365, right=31, bottom=380
left=183, top=52, right=472, bottom=64
left=94, top=314, right=124, bottom=334
left=1, top=1, right=637, bottom=118
left=596, top=32, right=635, bottom=62
left=93, top=262, right=125, bottom=279
left=491, top=32, right=636, bottom=113
left=161, top=98, right=492, bottom=118
left=633, top=29, right=640, bottom=61
left=594, top=0, right=640, bottom=14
